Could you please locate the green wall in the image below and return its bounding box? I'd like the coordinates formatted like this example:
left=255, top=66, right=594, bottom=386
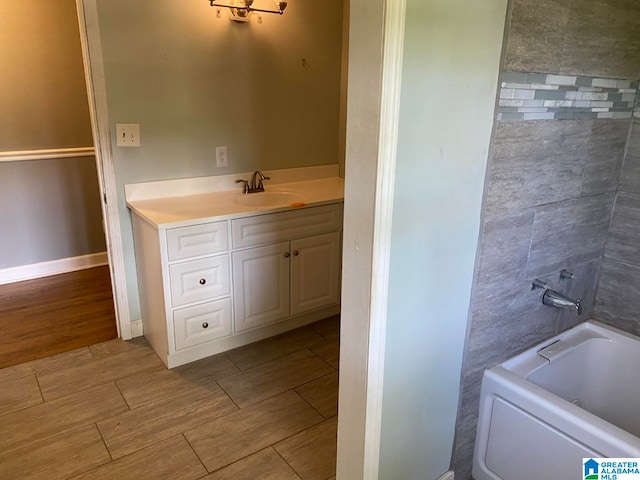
left=378, top=1, right=507, bottom=478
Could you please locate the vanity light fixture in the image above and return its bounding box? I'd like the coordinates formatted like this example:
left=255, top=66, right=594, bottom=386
left=208, top=0, right=287, bottom=23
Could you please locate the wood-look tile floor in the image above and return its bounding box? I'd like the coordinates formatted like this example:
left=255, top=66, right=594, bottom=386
left=0, top=315, right=340, bottom=480
left=0, top=266, right=118, bottom=368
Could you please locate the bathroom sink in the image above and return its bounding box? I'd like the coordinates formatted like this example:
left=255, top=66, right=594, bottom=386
left=234, top=191, right=302, bottom=207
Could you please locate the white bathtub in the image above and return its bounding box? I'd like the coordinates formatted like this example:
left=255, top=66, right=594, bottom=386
left=473, top=320, right=640, bottom=480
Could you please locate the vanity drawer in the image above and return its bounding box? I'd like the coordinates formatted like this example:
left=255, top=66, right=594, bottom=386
left=173, top=298, right=232, bottom=350
left=169, top=255, right=230, bottom=307
left=231, top=203, right=343, bottom=249
left=166, top=221, right=229, bottom=262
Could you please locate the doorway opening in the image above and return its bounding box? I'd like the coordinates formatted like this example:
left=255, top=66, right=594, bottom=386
left=0, top=0, right=118, bottom=366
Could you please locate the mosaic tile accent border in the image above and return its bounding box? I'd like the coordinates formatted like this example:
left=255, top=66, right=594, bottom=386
left=497, top=72, right=639, bottom=121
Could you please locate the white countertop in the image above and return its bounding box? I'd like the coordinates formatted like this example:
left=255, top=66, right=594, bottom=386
left=127, top=176, right=345, bottom=229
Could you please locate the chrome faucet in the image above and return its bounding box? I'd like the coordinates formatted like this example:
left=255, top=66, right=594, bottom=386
left=235, top=171, right=271, bottom=194
left=251, top=171, right=270, bottom=192
left=542, top=289, right=582, bottom=315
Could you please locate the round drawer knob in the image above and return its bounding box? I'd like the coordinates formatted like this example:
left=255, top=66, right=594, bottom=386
left=284, top=252, right=290, bottom=258
left=293, top=250, right=299, bottom=256
left=199, top=278, right=206, bottom=285
left=202, top=322, right=209, bottom=329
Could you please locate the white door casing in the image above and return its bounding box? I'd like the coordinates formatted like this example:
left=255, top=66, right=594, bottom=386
left=75, top=0, right=132, bottom=339
left=337, top=0, right=407, bottom=478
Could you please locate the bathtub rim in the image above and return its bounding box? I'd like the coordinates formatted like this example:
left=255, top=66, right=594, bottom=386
left=501, top=319, right=639, bottom=377
left=473, top=319, right=640, bottom=479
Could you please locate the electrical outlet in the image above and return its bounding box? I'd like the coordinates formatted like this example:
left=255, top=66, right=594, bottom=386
left=116, top=123, right=141, bottom=147
left=216, top=146, right=228, bottom=167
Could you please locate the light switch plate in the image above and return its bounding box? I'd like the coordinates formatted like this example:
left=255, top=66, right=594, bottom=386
left=116, top=123, right=141, bottom=147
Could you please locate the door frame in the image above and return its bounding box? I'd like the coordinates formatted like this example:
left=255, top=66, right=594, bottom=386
left=75, top=0, right=132, bottom=339
left=336, top=0, right=406, bottom=477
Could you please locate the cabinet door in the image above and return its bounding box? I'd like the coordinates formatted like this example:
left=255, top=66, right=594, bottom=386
left=233, top=242, right=290, bottom=332
left=290, top=232, right=341, bottom=316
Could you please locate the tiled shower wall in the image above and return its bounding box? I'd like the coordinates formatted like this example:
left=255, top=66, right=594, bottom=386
left=595, top=103, right=640, bottom=334
left=451, top=1, right=640, bottom=478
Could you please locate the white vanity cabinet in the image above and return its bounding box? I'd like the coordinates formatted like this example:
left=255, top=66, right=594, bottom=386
left=233, top=231, right=342, bottom=332
left=131, top=202, right=343, bottom=368
left=230, top=204, right=343, bottom=333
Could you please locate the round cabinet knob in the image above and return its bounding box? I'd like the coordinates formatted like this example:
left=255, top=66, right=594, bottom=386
left=293, top=250, right=299, bottom=256
left=199, top=278, right=207, bottom=285
left=284, top=252, right=290, bottom=258
left=202, top=322, right=209, bottom=329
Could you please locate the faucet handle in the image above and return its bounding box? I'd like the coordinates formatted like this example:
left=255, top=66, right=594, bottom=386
left=257, top=171, right=270, bottom=184
left=531, top=279, right=548, bottom=290
left=560, top=269, right=575, bottom=280
left=235, top=179, right=249, bottom=194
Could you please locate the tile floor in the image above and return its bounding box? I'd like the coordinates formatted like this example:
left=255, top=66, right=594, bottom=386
left=0, top=316, right=340, bottom=480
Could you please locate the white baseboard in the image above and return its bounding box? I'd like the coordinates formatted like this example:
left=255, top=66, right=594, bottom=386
left=436, top=471, right=454, bottom=480
left=0, top=252, right=108, bottom=285
left=130, top=319, right=144, bottom=338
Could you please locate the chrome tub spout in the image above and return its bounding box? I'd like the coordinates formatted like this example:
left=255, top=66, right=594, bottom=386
left=542, top=289, right=582, bottom=315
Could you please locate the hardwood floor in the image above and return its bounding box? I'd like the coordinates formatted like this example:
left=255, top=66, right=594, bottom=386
left=0, top=316, right=340, bottom=480
left=0, top=266, right=117, bottom=368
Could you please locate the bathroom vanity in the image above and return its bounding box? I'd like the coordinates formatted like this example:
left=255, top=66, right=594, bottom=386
left=126, top=166, right=344, bottom=368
